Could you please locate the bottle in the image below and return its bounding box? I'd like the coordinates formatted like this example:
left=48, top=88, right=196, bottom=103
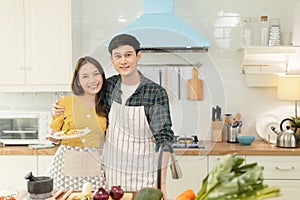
left=260, top=16, right=269, bottom=46
left=241, top=17, right=252, bottom=47
left=269, top=18, right=281, bottom=46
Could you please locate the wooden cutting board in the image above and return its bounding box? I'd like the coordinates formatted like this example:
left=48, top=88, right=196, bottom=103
left=187, top=67, right=203, bottom=100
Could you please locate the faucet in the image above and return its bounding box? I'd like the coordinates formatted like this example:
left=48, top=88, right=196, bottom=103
left=157, top=142, right=182, bottom=189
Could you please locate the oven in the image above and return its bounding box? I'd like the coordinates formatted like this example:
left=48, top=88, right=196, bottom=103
left=0, top=111, right=51, bottom=145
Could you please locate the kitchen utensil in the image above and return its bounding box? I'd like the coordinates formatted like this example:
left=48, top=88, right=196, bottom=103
left=234, top=113, right=241, bottom=122
left=212, top=105, right=222, bottom=121
left=270, top=118, right=299, bottom=148
left=178, top=68, right=181, bottom=100
left=177, top=136, right=194, bottom=144
left=224, top=114, right=232, bottom=125
left=25, top=171, right=53, bottom=198
left=164, top=68, right=170, bottom=100
left=159, top=69, right=162, bottom=86
left=226, top=124, right=240, bottom=143
left=187, top=67, right=203, bottom=100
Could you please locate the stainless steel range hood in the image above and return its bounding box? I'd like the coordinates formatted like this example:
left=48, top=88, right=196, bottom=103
left=112, top=0, right=210, bottom=52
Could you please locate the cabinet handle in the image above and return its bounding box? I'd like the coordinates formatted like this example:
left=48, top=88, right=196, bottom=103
left=275, top=166, right=295, bottom=171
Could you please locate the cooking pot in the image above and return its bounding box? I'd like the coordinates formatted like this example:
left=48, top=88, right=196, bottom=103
left=25, top=171, right=53, bottom=194
left=271, top=118, right=299, bottom=148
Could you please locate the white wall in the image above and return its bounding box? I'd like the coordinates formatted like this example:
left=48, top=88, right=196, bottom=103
left=0, top=0, right=298, bottom=141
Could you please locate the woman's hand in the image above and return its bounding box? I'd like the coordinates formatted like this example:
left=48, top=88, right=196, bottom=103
left=52, top=100, right=65, bottom=116
left=46, top=130, right=61, bottom=145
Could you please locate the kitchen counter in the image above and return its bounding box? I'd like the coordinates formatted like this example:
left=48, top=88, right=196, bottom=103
left=1, top=140, right=300, bottom=155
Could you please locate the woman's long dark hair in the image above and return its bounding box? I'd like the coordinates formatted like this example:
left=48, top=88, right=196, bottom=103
left=71, top=56, right=107, bottom=118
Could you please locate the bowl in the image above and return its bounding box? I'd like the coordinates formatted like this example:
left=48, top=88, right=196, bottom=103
left=237, top=135, right=255, bottom=145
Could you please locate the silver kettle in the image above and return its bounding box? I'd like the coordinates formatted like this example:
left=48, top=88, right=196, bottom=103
left=271, top=118, right=299, bottom=148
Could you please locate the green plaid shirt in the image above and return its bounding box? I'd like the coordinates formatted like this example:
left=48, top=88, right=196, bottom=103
left=103, top=71, right=174, bottom=152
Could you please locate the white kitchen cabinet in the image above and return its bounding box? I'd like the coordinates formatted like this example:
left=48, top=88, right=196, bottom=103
left=166, top=155, right=207, bottom=199
left=208, top=155, right=246, bottom=172
left=37, top=155, right=53, bottom=176
left=246, top=155, right=300, bottom=200
left=0, top=155, right=37, bottom=190
left=0, top=0, right=72, bottom=92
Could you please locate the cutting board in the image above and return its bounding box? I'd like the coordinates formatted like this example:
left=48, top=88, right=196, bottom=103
left=187, top=67, right=203, bottom=100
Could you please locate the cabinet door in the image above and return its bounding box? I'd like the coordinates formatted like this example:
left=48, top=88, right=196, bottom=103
left=246, top=155, right=300, bottom=179
left=264, top=180, right=300, bottom=200
left=0, top=0, right=72, bottom=91
left=166, top=155, right=207, bottom=199
left=37, top=155, right=53, bottom=176
left=0, top=155, right=37, bottom=189
left=25, top=0, right=72, bottom=85
left=0, top=0, right=26, bottom=85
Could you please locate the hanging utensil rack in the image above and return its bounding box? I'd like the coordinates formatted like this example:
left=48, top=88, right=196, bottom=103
left=138, top=63, right=202, bottom=67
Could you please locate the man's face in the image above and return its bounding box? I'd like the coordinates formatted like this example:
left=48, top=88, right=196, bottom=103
left=110, top=45, right=141, bottom=78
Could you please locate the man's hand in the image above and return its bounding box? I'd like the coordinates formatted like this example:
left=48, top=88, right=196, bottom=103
left=52, top=100, right=65, bottom=116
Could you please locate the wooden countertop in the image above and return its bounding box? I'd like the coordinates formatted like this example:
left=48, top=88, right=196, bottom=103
left=1, top=141, right=300, bottom=156
left=0, top=145, right=59, bottom=155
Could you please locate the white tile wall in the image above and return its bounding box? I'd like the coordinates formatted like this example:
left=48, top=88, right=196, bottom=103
left=1, top=0, right=299, bottom=141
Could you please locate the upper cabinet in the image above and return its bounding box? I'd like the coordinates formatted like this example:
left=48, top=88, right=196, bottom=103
left=0, top=0, right=72, bottom=92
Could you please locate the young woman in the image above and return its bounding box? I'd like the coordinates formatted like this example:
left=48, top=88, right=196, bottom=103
left=47, top=56, right=108, bottom=191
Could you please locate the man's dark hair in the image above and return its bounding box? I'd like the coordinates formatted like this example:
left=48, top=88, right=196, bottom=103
left=108, top=34, right=141, bottom=55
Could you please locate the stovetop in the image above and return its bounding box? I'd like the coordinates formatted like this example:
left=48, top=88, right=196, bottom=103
left=172, top=141, right=205, bottom=149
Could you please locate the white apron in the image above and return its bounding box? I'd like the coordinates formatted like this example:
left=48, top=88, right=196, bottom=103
left=47, top=145, right=106, bottom=191
left=102, top=101, right=157, bottom=192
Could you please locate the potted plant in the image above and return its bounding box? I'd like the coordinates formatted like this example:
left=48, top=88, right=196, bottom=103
left=290, top=116, right=300, bottom=135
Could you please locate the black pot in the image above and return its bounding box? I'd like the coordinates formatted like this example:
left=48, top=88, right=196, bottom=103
left=25, top=171, right=53, bottom=194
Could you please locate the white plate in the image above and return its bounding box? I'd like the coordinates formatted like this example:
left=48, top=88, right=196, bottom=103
left=47, top=129, right=90, bottom=140
left=256, top=113, right=280, bottom=144
left=256, top=105, right=295, bottom=144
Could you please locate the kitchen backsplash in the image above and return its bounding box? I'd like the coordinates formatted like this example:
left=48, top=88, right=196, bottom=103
left=0, top=0, right=299, bottom=141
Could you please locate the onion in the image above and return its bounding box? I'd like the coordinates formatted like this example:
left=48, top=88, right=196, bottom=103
left=109, top=186, right=124, bottom=200
left=93, top=187, right=109, bottom=200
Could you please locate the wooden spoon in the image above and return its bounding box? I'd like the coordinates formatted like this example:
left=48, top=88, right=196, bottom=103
left=234, top=113, right=241, bottom=122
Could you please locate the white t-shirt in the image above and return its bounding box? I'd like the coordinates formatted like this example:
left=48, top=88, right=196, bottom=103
left=121, top=82, right=139, bottom=104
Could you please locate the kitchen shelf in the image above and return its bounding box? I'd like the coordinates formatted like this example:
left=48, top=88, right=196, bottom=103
left=240, top=46, right=297, bottom=74
left=239, top=46, right=298, bottom=87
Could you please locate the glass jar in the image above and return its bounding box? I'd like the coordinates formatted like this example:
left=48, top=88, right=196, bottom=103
left=241, top=17, right=252, bottom=47
left=260, top=16, right=269, bottom=46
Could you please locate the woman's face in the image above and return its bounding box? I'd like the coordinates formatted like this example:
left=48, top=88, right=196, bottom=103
left=78, top=62, right=103, bottom=95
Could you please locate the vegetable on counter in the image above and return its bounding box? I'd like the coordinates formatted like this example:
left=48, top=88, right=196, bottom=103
left=109, top=186, right=124, bottom=200
left=195, top=154, right=281, bottom=200
left=175, top=189, right=196, bottom=200
left=135, top=187, right=163, bottom=200
left=93, top=187, right=109, bottom=200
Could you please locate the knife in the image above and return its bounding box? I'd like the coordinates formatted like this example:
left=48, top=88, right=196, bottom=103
left=216, top=105, right=222, bottom=120
left=212, top=107, right=216, bottom=121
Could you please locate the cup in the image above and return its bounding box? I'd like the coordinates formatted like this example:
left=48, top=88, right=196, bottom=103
left=281, top=32, right=292, bottom=46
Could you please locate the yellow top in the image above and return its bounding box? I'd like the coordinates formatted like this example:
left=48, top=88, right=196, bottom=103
left=50, top=96, right=107, bottom=148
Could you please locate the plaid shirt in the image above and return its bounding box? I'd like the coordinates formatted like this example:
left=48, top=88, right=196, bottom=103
left=103, top=71, right=174, bottom=152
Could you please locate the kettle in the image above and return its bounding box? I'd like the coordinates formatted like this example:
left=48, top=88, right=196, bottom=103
left=271, top=118, right=299, bottom=148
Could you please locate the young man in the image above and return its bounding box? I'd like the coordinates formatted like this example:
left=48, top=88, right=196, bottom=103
left=53, top=34, right=174, bottom=199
